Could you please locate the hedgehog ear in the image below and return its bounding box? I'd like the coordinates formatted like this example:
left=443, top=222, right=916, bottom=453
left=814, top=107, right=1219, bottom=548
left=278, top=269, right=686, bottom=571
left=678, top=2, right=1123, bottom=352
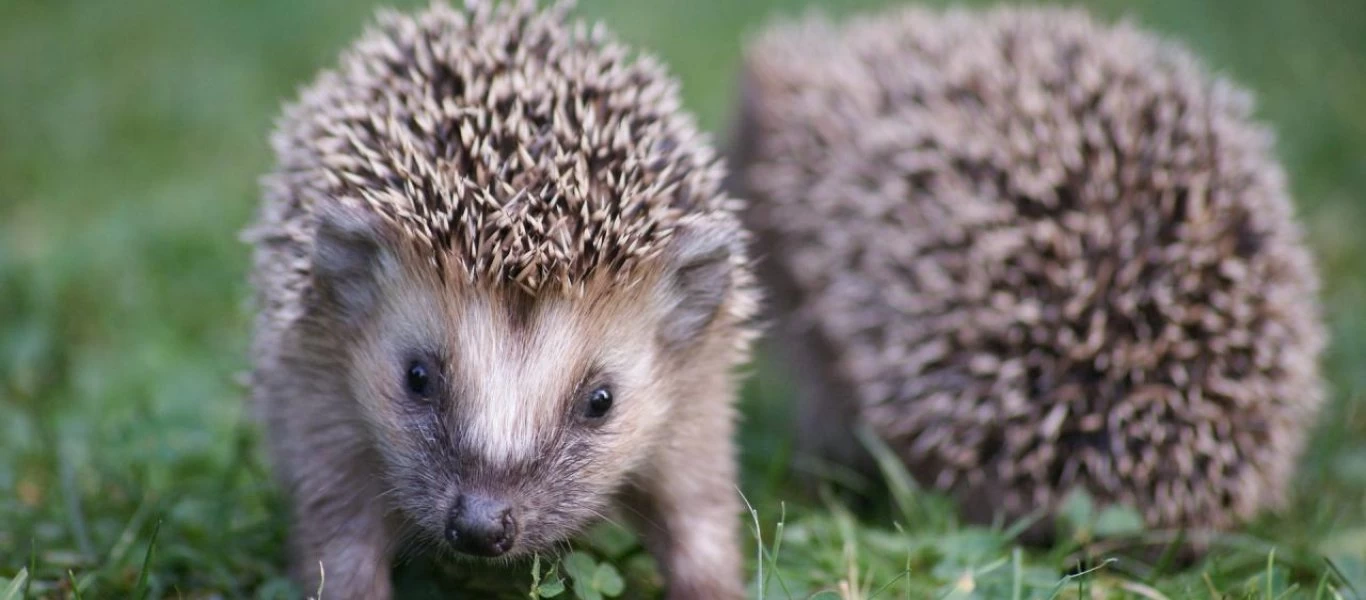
left=657, top=218, right=738, bottom=352
left=312, top=201, right=395, bottom=320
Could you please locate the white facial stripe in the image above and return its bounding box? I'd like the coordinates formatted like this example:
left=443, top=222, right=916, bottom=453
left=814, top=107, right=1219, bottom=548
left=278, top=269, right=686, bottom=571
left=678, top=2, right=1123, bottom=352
left=460, top=297, right=580, bottom=466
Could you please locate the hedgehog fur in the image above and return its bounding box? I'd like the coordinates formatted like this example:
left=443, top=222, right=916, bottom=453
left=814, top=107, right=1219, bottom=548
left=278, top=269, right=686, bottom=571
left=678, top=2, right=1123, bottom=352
left=250, top=0, right=742, bottom=317
left=730, top=5, right=1326, bottom=532
left=245, top=2, right=758, bottom=594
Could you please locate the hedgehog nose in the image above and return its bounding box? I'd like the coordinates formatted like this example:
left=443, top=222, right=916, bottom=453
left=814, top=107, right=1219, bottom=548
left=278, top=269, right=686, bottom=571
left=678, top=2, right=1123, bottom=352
left=446, top=493, right=518, bottom=557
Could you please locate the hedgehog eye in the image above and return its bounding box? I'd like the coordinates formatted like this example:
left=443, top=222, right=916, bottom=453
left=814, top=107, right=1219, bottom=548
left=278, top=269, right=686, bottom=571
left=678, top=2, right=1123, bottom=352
left=582, top=386, right=613, bottom=421
left=405, top=360, right=433, bottom=399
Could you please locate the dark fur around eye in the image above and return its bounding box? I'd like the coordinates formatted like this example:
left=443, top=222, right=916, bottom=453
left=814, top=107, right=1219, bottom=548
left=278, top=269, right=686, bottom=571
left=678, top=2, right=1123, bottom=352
left=583, top=385, right=613, bottom=420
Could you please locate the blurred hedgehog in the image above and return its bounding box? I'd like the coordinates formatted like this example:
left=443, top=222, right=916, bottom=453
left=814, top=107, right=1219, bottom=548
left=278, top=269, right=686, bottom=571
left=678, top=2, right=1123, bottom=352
left=729, top=5, right=1325, bottom=534
left=246, top=2, right=757, bottom=598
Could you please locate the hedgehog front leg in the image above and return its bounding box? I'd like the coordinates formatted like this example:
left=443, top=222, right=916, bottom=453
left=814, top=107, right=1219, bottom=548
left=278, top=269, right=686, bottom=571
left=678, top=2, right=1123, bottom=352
left=625, top=406, right=745, bottom=599
left=287, top=488, right=394, bottom=600
left=271, top=415, right=395, bottom=599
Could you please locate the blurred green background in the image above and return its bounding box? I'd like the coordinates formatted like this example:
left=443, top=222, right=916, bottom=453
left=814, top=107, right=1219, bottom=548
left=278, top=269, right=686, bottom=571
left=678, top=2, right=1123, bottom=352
left=2, top=0, right=1364, bottom=597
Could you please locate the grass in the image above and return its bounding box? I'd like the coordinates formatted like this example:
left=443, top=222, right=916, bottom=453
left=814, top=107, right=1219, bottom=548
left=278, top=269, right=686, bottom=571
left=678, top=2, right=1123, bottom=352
left=1, top=0, right=1364, bottom=597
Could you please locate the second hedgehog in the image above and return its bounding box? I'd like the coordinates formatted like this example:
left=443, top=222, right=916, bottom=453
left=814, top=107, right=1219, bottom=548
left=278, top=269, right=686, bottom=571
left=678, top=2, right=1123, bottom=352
left=731, top=6, right=1325, bottom=535
left=247, top=3, right=757, bottom=598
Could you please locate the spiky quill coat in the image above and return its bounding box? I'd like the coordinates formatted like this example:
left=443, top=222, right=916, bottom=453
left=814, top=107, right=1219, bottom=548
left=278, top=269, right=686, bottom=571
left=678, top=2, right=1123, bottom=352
left=731, top=6, right=1326, bottom=532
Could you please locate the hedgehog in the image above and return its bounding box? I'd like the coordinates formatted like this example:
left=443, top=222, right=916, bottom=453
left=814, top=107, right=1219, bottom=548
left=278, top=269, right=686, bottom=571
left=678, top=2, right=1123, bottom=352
left=244, top=2, right=758, bottom=598
left=727, top=5, right=1325, bottom=535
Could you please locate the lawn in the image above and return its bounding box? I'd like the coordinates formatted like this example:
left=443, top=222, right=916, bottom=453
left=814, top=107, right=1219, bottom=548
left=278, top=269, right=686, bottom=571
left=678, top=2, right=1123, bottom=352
left=2, top=0, right=1365, bottom=598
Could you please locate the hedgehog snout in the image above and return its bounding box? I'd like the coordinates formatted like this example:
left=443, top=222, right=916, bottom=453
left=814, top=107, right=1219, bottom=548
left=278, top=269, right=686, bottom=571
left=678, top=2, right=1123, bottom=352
left=446, top=492, right=520, bottom=557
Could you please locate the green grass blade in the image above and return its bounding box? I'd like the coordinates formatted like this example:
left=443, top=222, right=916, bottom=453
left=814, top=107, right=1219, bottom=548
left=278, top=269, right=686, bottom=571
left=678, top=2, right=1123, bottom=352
left=1324, top=557, right=1359, bottom=598
left=738, top=487, right=763, bottom=599
left=134, top=519, right=163, bottom=600
left=1147, top=528, right=1186, bottom=583
left=67, top=571, right=82, bottom=600
left=761, top=502, right=793, bottom=600
left=25, top=541, right=35, bottom=600
left=855, top=424, right=923, bottom=525
left=1012, top=547, right=1023, bottom=600
left=866, top=571, right=909, bottom=599
left=1267, top=549, right=1276, bottom=600
left=531, top=553, right=542, bottom=595
left=1046, top=559, right=1115, bottom=600
left=105, top=492, right=155, bottom=568
left=1, top=569, right=28, bottom=600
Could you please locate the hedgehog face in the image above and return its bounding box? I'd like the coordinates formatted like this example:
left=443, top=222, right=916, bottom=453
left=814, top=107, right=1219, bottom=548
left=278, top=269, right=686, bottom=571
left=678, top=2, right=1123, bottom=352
left=310, top=203, right=740, bottom=558
left=352, top=284, right=666, bottom=557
